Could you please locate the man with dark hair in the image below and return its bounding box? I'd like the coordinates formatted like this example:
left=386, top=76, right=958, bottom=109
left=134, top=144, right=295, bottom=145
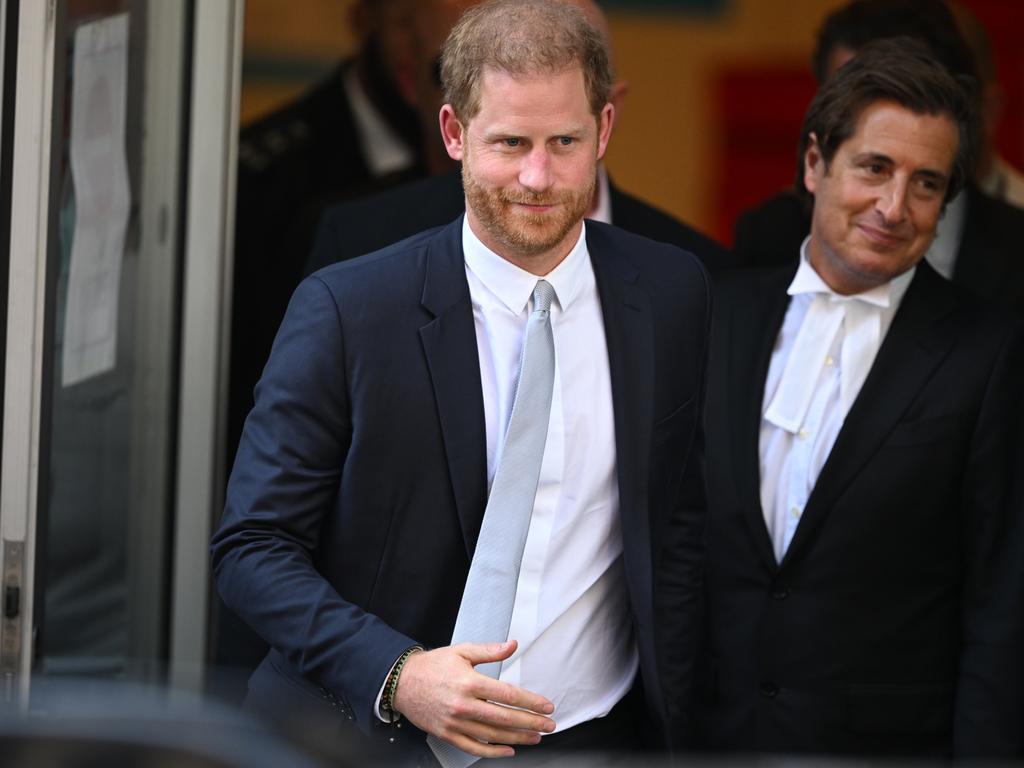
left=810, top=0, right=975, bottom=85
left=701, top=39, right=1024, bottom=758
left=214, top=0, right=708, bottom=764
left=733, top=0, right=1024, bottom=317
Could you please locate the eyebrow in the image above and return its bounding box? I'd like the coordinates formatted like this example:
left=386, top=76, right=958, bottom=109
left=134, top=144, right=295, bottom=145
left=850, top=152, right=950, bottom=185
left=480, top=125, right=590, bottom=141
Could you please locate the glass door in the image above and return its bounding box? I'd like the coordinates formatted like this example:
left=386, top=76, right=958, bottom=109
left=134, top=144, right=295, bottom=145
left=1, top=0, right=242, bottom=704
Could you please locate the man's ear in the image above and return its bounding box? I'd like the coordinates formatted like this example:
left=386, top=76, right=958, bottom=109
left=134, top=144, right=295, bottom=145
left=439, top=104, right=466, bottom=162
left=596, top=102, right=615, bottom=161
left=803, top=132, right=823, bottom=194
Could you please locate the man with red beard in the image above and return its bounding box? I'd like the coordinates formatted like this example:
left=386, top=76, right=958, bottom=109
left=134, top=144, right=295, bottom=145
left=213, top=0, right=709, bottom=764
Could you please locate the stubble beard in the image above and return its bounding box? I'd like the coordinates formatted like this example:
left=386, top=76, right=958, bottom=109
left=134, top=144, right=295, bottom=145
left=461, top=160, right=596, bottom=261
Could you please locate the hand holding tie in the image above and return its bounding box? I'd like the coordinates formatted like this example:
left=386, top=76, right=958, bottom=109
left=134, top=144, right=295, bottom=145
left=393, top=640, right=556, bottom=759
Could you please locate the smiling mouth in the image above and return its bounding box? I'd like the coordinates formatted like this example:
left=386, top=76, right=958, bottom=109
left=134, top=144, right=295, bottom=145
left=857, top=223, right=907, bottom=247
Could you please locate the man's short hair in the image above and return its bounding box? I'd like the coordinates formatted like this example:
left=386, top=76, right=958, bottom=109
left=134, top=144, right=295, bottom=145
left=811, top=0, right=977, bottom=87
left=440, top=0, right=614, bottom=122
left=796, top=38, right=978, bottom=207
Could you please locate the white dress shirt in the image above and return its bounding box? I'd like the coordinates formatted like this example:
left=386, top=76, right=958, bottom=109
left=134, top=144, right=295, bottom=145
left=463, top=217, right=637, bottom=733
left=759, top=239, right=914, bottom=562
left=925, top=191, right=965, bottom=280
left=979, top=154, right=1024, bottom=210
left=342, top=66, right=415, bottom=177
left=590, top=165, right=613, bottom=225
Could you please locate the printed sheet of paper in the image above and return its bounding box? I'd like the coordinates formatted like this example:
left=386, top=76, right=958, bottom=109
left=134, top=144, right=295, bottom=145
left=62, top=14, right=130, bottom=387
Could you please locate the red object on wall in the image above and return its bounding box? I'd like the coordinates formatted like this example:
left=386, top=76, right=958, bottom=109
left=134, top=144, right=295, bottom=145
left=964, top=0, right=1024, bottom=169
left=713, top=66, right=816, bottom=246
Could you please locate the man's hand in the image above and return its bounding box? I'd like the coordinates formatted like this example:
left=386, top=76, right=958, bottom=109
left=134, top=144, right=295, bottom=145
left=393, top=640, right=556, bottom=758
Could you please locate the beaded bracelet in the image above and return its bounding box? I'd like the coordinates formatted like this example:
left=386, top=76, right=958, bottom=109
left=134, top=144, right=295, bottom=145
left=382, top=646, right=423, bottom=720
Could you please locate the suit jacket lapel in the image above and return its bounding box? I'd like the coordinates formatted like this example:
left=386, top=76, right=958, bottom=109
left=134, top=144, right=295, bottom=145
left=781, top=264, right=960, bottom=568
left=419, top=217, right=488, bottom=558
left=725, top=267, right=795, bottom=572
left=587, top=226, right=655, bottom=615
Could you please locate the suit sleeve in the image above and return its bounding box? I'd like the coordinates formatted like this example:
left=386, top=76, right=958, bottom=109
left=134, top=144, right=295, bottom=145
left=655, top=261, right=712, bottom=750
left=211, top=275, right=418, bottom=734
left=954, top=322, right=1024, bottom=757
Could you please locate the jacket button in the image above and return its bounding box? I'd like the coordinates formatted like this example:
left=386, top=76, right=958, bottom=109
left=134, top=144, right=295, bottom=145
left=760, top=681, right=779, bottom=698
left=771, top=586, right=790, bottom=600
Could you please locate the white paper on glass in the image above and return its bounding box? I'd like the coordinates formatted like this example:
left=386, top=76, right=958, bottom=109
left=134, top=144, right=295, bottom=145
left=62, top=14, right=131, bottom=387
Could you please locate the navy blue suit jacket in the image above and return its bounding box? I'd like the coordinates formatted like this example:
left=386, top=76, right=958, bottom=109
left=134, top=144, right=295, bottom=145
left=212, top=218, right=710, bottom=756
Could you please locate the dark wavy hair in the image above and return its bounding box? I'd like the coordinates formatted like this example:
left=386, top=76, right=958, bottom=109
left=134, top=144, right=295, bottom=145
left=796, top=38, right=978, bottom=208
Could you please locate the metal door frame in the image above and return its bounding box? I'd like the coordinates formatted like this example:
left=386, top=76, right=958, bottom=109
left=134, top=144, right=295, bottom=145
left=0, top=0, right=56, bottom=705
left=0, top=0, right=243, bottom=702
left=169, top=0, right=242, bottom=694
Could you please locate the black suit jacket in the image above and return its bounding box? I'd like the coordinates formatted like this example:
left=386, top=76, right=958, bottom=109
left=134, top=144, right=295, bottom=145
left=305, top=168, right=735, bottom=275
left=701, top=262, right=1024, bottom=758
left=732, top=185, right=1024, bottom=314
left=212, top=218, right=710, bottom=759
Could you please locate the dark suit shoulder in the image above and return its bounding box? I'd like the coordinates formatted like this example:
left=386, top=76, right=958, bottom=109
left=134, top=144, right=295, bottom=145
left=732, top=190, right=810, bottom=269
left=585, top=220, right=712, bottom=333
left=312, top=221, right=446, bottom=286
left=608, top=184, right=735, bottom=272
left=307, top=171, right=465, bottom=274
left=237, top=65, right=349, bottom=180
left=586, top=218, right=705, bottom=277
left=711, top=264, right=795, bottom=307
left=958, top=186, right=1024, bottom=314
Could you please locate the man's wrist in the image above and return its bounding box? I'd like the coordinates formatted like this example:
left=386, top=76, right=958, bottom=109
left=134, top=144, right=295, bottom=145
left=379, top=646, right=423, bottom=723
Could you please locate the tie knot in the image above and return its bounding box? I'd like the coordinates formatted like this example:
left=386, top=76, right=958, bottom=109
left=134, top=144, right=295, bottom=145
left=532, top=280, right=554, bottom=313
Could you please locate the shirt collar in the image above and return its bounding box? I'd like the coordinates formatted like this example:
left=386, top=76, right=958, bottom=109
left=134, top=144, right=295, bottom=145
left=341, top=65, right=415, bottom=177
left=462, top=217, right=589, bottom=314
left=589, top=164, right=612, bottom=225
left=790, top=236, right=915, bottom=310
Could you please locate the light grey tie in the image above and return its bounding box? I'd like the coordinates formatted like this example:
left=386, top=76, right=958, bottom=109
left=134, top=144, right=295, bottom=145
left=428, top=279, right=556, bottom=768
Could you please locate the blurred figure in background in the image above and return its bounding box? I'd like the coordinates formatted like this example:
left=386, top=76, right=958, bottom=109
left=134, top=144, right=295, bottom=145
left=949, top=0, right=1024, bottom=209
left=733, top=0, right=1024, bottom=316
left=217, top=0, right=479, bottom=700
left=230, top=0, right=477, bottom=467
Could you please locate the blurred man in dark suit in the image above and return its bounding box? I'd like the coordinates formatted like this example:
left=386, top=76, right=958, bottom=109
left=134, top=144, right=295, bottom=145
left=218, top=0, right=481, bottom=698
left=733, top=0, right=1024, bottom=316
left=702, top=39, right=1024, bottom=758
left=949, top=0, right=1024, bottom=209
left=230, top=0, right=480, bottom=466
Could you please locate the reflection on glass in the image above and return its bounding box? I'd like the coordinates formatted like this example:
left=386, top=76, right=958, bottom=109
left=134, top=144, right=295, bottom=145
left=37, top=0, right=185, bottom=682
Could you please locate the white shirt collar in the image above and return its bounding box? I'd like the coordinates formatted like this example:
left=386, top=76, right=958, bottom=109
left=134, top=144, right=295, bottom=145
left=589, top=164, right=612, bottom=225
left=341, top=66, right=415, bottom=177
left=790, top=236, right=916, bottom=310
left=462, top=217, right=589, bottom=315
